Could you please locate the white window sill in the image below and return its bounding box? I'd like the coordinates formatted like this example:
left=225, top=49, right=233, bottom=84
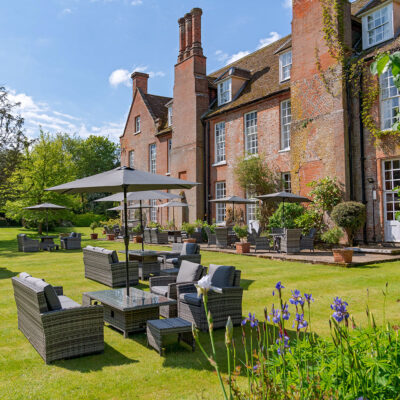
left=134, top=131, right=141, bottom=135
left=212, top=161, right=227, bottom=167
left=279, top=148, right=290, bottom=153
left=165, top=172, right=170, bottom=176
left=280, top=78, right=290, bottom=84
left=244, top=153, right=258, bottom=160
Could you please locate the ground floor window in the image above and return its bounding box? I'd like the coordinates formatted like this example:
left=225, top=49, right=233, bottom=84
left=246, top=189, right=257, bottom=223
left=282, top=172, right=291, bottom=193
left=383, top=159, right=400, bottom=242
left=150, top=199, right=157, bottom=222
left=215, top=181, right=226, bottom=223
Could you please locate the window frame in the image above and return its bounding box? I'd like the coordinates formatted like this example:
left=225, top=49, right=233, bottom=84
left=215, top=181, right=226, bottom=224
left=362, top=3, right=394, bottom=50
left=129, top=150, right=135, bottom=169
left=168, top=106, right=173, bottom=127
left=246, top=188, right=258, bottom=223
left=135, top=115, right=141, bottom=133
left=150, top=199, right=157, bottom=222
left=380, top=69, right=400, bottom=131
left=244, top=111, right=258, bottom=156
left=149, top=143, right=156, bottom=174
left=217, top=78, right=232, bottom=106
left=167, top=138, right=172, bottom=174
left=279, top=50, right=292, bottom=83
left=282, top=172, right=292, bottom=193
left=214, top=121, right=226, bottom=164
left=280, top=99, right=292, bottom=151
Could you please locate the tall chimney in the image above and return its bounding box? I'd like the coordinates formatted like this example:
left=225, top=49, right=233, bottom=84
left=191, top=8, right=203, bottom=56
left=178, top=17, right=186, bottom=62
left=184, top=13, right=192, bottom=58
left=131, top=72, right=149, bottom=95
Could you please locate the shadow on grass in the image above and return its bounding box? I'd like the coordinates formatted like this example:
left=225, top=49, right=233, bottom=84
left=241, top=279, right=255, bottom=291
left=54, top=343, right=138, bottom=372
left=0, top=267, right=19, bottom=279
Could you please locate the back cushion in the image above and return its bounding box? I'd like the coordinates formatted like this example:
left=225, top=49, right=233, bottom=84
left=25, top=276, right=62, bottom=311
left=176, top=261, right=202, bottom=283
left=70, top=232, right=77, bottom=238
left=208, top=264, right=235, bottom=288
left=19, top=272, right=31, bottom=279
left=181, top=243, right=198, bottom=255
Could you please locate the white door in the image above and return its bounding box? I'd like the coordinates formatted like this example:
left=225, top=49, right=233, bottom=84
left=383, top=159, right=400, bottom=242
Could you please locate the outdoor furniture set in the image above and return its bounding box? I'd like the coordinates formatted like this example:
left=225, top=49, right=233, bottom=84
left=160, top=243, right=201, bottom=276
left=60, top=232, right=82, bottom=249
left=17, top=232, right=81, bottom=253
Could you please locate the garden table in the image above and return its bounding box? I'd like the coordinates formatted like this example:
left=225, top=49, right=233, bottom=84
left=120, top=250, right=160, bottom=280
left=82, top=287, right=176, bottom=338
left=39, top=235, right=59, bottom=251
left=268, top=233, right=284, bottom=252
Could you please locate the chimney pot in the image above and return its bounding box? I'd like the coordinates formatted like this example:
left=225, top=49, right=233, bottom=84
left=178, top=17, right=186, bottom=62
left=184, top=13, right=193, bottom=57
left=131, top=71, right=149, bottom=95
left=190, top=7, right=203, bottom=56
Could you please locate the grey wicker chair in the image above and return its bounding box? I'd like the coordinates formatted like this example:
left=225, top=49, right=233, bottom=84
left=83, top=246, right=139, bottom=287
left=162, top=243, right=201, bottom=272
left=157, top=243, right=183, bottom=265
left=150, top=228, right=169, bottom=244
left=12, top=273, right=104, bottom=364
left=300, top=228, right=317, bottom=252
left=143, top=228, right=152, bottom=244
left=254, top=236, right=273, bottom=253
left=280, top=229, right=302, bottom=254
left=150, top=261, right=205, bottom=318
left=17, top=234, right=40, bottom=252
left=204, top=226, right=216, bottom=246
left=177, top=265, right=243, bottom=331
left=60, top=232, right=82, bottom=250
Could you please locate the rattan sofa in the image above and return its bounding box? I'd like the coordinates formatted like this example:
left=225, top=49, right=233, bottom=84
left=150, top=228, right=169, bottom=244
left=60, top=232, right=82, bottom=250
left=177, top=265, right=243, bottom=331
left=280, top=229, right=302, bottom=254
left=12, top=273, right=104, bottom=364
left=17, top=234, right=40, bottom=252
left=150, top=260, right=205, bottom=318
left=83, top=246, right=139, bottom=287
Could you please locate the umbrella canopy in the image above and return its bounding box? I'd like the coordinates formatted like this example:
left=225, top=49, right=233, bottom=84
left=24, top=203, right=67, bottom=235
left=46, top=166, right=198, bottom=296
left=96, top=190, right=181, bottom=203
left=209, top=195, right=257, bottom=204
left=107, top=205, right=153, bottom=211
left=156, top=201, right=189, bottom=208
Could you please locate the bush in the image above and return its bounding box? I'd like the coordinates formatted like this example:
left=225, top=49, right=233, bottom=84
left=321, top=226, right=344, bottom=245
left=89, top=221, right=99, bottom=233
left=71, top=213, right=104, bottom=227
left=233, top=224, right=248, bottom=241
left=331, top=201, right=366, bottom=246
left=294, top=209, right=320, bottom=234
left=147, top=221, right=161, bottom=229
left=182, top=222, right=195, bottom=235
left=269, top=203, right=304, bottom=229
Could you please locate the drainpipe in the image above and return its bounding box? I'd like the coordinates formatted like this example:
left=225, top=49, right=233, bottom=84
left=203, top=120, right=210, bottom=224
left=346, top=77, right=354, bottom=201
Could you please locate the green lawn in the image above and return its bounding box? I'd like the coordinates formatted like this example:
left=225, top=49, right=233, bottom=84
left=1, top=226, right=400, bottom=399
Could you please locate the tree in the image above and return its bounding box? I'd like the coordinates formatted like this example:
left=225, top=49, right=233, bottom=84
left=234, top=154, right=280, bottom=229
left=4, top=131, right=79, bottom=233
left=0, top=87, right=30, bottom=208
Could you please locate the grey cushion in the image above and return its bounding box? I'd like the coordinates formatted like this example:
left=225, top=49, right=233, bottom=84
left=181, top=243, right=198, bottom=255
left=151, top=286, right=169, bottom=297
left=111, top=250, right=119, bottom=263
left=58, top=295, right=81, bottom=309
left=179, top=292, right=202, bottom=306
left=208, top=264, right=235, bottom=288
left=85, top=245, right=95, bottom=251
left=176, top=261, right=202, bottom=283
left=19, top=272, right=31, bottom=279
left=25, top=276, right=62, bottom=311
left=169, top=258, right=179, bottom=266
left=70, top=232, right=77, bottom=238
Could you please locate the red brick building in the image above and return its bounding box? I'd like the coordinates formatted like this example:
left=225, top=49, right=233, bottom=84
left=120, top=0, right=400, bottom=243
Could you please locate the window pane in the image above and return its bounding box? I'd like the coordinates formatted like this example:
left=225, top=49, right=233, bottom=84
left=215, top=122, right=226, bottom=163
left=281, top=100, right=291, bottom=150
left=245, top=112, right=258, bottom=154
left=215, top=182, right=226, bottom=223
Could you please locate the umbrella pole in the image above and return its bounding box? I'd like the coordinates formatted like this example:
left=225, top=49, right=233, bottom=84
left=46, top=209, right=49, bottom=236
left=173, top=207, right=175, bottom=230
left=282, top=200, right=285, bottom=228
left=140, top=200, right=144, bottom=252
left=233, top=202, right=235, bottom=224
left=123, top=186, right=130, bottom=296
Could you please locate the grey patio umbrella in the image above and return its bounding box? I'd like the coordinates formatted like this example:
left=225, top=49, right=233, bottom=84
left=46, top=166, right=198, bottom=296
left=95, top=190, right=181, bottom=203
left=24, top=203, right=67, bottom=236
left=209, top=195, right=257, bottom=222
left=156, top=200, right=190, bottom=228
left=256, top=191, right=311, bottom=226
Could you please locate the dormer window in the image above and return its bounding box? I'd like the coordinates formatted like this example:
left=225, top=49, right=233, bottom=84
left=135, top=116, right=141, bottom=133
left=168, top=106, right=173, bottom=126
left=218, top=78, right=232, bottom=106
left=279, top=51, right=292, bottom=82
left=362, top=3, right=393, bottom=49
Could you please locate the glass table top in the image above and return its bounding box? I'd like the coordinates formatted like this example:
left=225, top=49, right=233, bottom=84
left=119, top=250, right=158, bottom=256
left=84, top=288, right=176, bottom=311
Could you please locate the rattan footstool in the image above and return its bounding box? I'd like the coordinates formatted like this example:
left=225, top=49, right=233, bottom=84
left=146, top=317, right=195, bottom=356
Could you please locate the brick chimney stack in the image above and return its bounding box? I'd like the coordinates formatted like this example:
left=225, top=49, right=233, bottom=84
left=131, top=71, right=149, bottom=95
left=177, top=8, right=203, bottom=63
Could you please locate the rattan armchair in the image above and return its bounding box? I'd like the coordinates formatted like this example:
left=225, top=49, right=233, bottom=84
left=17, top=234, right=40, bottom=252
left=161, top=243, right=201, bottom=272
left=60, top=232, right=82, bottom=250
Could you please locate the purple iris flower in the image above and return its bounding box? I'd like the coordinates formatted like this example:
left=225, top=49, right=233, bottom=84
left=331, top=297, right=349, bottom=323
left=272, top=281, right=285, bottom=296
left=242, top=312, right=258, bottom=328
left=293, top=313, right=308, bottom=330
left=282, top=304, right=290, bottom=321
left=304, top=293, right=314, bottom=304
left=270, top=305, right=281, bottom=324
left=276, top=332, right=290, bottom=355
left=289, top=289, right=305, bottom=306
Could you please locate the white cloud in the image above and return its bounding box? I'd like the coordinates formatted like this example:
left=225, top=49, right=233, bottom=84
left=6, top=88, right=123, bottom=142
left=283, top=0, right=292, bottom=8
left=109, top=65, right=165, bottom=88
left=131, top=0, right=143, bottom=5
left=62, top=8, right=72, bottom=14
left=226, top=51, right=251, bottom=65
left=215, top=50, right=229, bottom=63
left=257, top=32, right=282, bottom=49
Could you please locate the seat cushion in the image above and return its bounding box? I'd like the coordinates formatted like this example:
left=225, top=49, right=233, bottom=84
left=168, top=258, right=179, bottom=266
left=181, top=243, right=198, bottom=255
left=19, top=272, right=31, bottom=279
left=208, top=264, right=235, bottom=288
left=151, top=286, right=169, bottom=297
left=179, top=292, right=202, bottom=307
left=70, top=232, right=77, bottom=238
left=58, top=295, right=81, bottom=309
left=25, top=277, right=62, bottom=311
left=176, top=261, right=202, bottom=283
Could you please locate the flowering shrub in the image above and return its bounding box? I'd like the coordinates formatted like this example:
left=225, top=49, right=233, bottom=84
left=194, top=280, right=400, bottom=399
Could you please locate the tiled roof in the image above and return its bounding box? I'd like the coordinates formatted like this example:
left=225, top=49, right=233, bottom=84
left=139, top=90, right=172, bottom=132
left=203, top=35, right=291, bottom=119
left=352, top=0, right=387, bottom=16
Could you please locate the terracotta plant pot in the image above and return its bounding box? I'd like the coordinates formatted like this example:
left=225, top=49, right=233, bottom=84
left=90, top=233, right=98, bottom=240
left=332, top=248, right=353, bottom=264
left=106, top=233, right=115, bottom=241
left=102, top=230, right=106, bottom=235
left=132, top=236, right=142, bottom=243
left=183, top=238, right=196, bottom=243
left=236, top=242, right=251, bottom=254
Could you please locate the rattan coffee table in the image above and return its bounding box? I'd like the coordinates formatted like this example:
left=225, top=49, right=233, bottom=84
left=82, top=288, right=176, bottom=338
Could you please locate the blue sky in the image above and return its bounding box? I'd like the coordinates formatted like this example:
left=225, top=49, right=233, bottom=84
left=0, top=0, right=293, bottom=141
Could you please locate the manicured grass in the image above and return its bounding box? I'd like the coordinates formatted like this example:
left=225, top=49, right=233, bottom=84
left=1, top=226, right=400, bottom=399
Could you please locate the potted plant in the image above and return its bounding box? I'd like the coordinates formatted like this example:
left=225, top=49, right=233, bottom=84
left=321, top=226, right=344, bottom=250
left=90, top=221, right=99, bottom=240
left=182, top=222, right=196, bottom=243
left=233, top=224, right=250, bottom=254
left=131, top=224, right=143, bottom=243
left=331, top=201, right=366, bottom=264
left=106, top=222, right=115, bottom=241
